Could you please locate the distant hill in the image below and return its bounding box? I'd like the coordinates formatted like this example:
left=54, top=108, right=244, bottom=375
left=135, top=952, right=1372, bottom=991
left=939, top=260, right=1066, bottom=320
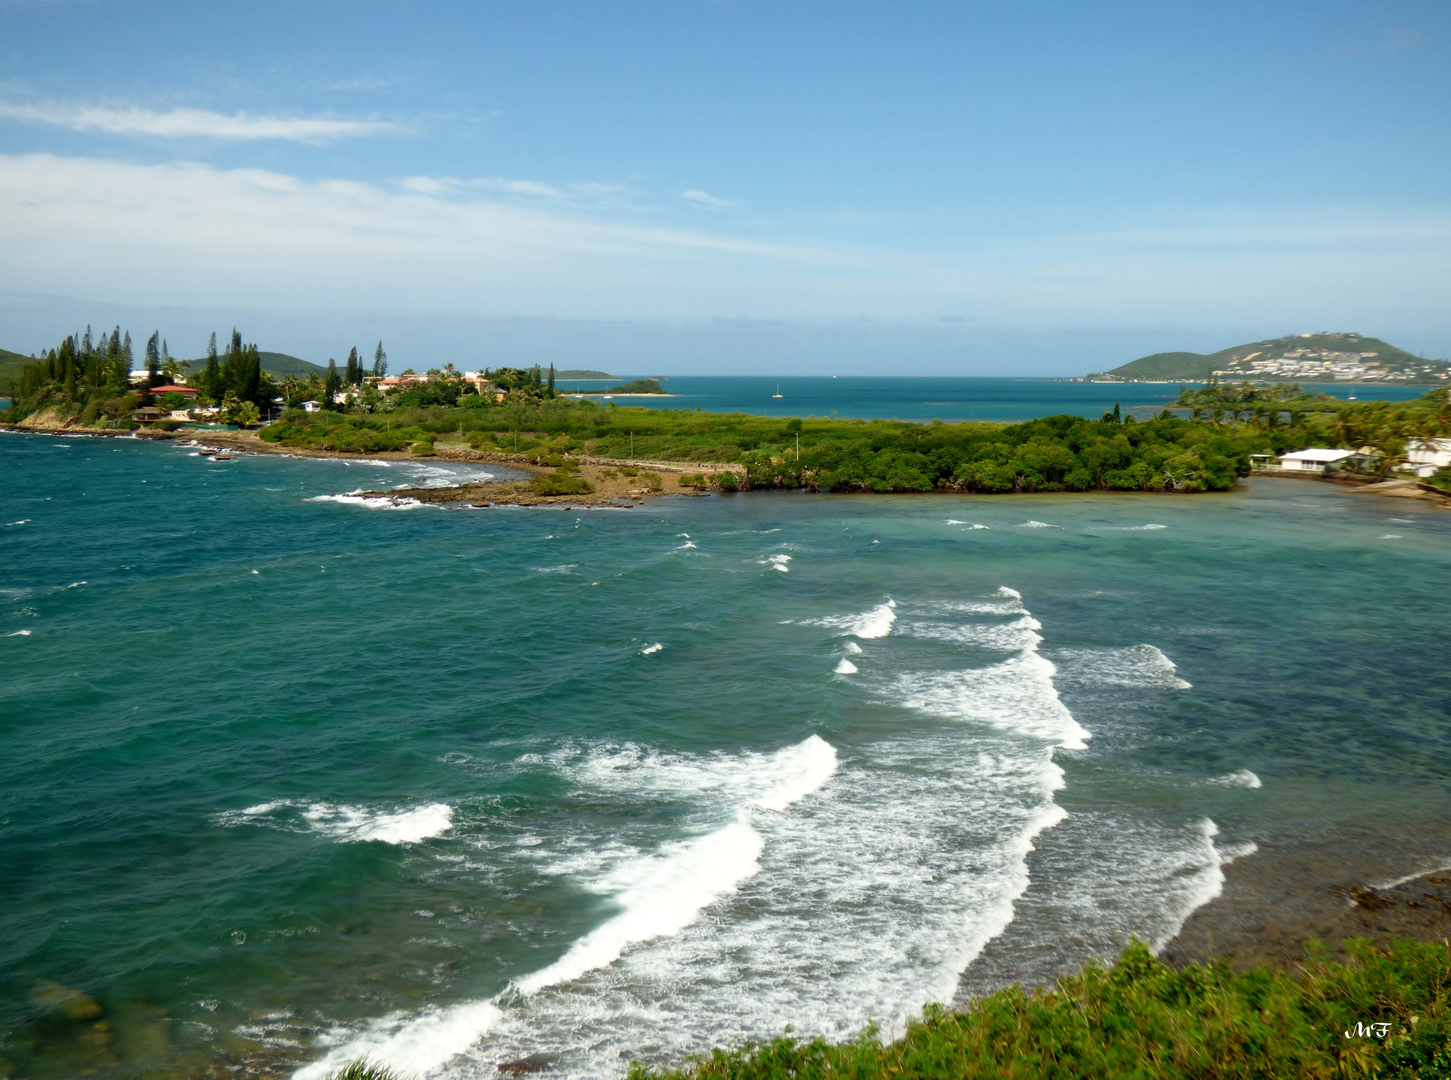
left=1087, top=333, right=1450, bottom=384
left=182, top=351, right=327, bottom=378
left=554, top=369, right=616, bottom=379
left=0, top=347, right=34, bottom=396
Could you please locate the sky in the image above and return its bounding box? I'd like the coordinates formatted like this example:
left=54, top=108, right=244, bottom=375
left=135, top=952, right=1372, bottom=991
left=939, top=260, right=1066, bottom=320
left=1, top=0, right=1448, bottom=374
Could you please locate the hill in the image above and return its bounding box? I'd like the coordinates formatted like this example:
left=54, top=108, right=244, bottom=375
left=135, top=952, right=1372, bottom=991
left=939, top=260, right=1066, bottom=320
left=554, top=369, right=616, bottom=379
left=0, top=347, right=34, bottom=392
left=1088, top=333, right=1450, bottom=384
left=181, top=351, right=327, bottom=378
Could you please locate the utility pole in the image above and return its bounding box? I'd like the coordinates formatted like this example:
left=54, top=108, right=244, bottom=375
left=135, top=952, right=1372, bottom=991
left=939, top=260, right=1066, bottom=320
left=796, top=432, right=800, bottom=460
left=630, top=432, right=634, bottom=460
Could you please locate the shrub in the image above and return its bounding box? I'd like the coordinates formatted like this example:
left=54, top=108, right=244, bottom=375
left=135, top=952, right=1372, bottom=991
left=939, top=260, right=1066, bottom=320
left=325, top=1057, right=407, bottom=1080
left=643, top=472, right=663, bottom=490
left=412, top=440, right=436, bottom=457
left=530, top=473, right=595, bottom=496
left=716, top=471, right=739, bottom=491
left=678, top=473, right=709, bottom=489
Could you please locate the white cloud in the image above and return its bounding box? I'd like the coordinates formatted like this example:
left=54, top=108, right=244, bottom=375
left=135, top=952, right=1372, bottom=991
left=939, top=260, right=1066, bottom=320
left=0, top=100, right=398, bottom=142
left=0, top=152, right=1447, bottom=333
left=682, top=188, right=735, bottom=210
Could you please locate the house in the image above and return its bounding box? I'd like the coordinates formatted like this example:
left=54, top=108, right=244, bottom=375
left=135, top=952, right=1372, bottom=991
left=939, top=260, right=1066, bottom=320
left=1407, top=438, right=1451, bottom=478
left=151, top=385, right=199, bottom=400
left=1276, top=448, right=1354, bottom=472
left=132, top=406, right=167, bottom=423
left=301, top=400, right=321, bottom=413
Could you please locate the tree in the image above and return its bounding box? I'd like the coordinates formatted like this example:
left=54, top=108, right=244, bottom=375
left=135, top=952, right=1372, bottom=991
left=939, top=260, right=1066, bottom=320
left=548, top=363, right=556, bottom=394
left=324, top=359, right=342, bottom=408
left=145, top=331, right=161, bottom=383
left=373, top=340, right=387, bottom=378
left=345, top=348, right=359, bottom=387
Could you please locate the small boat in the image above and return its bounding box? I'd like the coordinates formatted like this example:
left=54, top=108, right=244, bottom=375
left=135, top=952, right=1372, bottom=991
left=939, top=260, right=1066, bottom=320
left=772, top=385, right=783, bottom=399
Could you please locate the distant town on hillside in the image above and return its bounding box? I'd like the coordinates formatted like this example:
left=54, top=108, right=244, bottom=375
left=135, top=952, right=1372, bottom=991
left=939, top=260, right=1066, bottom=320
left=1082, top=333, right=1451, bottom=384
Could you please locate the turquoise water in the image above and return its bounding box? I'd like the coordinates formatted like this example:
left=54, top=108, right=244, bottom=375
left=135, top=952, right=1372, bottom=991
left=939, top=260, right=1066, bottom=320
left=555, top=376, right=1435, bottom=421
left=3, top=431, right=1451, bottom=1079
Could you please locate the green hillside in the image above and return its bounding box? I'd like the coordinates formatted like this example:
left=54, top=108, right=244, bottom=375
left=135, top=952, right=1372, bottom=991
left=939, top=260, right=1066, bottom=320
left=555, top=369, right=616, bottom=379
left=182, top=351, right=326, bottom=378
left=1091, top=333, right=1449, bottom=384
left=0, top=347, right=37, bottom=396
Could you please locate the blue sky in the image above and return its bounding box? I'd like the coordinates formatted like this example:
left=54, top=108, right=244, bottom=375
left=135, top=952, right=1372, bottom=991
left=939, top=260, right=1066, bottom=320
left=1, top=0, right=1448, bottom=373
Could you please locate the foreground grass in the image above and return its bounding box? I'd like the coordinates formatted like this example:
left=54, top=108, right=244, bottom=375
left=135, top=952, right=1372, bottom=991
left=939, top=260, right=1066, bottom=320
left=628, top=940, right=1451, bottom=1080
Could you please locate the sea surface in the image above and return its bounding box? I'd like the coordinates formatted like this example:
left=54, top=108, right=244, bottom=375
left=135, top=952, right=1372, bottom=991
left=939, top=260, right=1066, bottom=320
left=3, top=431, right=1451, bottom=1080
left=556, top=376, right=1434, bottom=421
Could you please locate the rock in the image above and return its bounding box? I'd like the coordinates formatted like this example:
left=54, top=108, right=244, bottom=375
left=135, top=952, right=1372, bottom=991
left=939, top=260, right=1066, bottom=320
left=498, top=1052, right=557, bottom=1073
left=30, top=982, right=104, bottom=1022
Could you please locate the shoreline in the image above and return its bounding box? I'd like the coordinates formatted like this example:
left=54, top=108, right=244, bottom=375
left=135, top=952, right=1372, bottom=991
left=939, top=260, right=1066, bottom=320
left=1160, top=824, right=1451, bottom=971
left=7, top=421, right=1450, bottom=506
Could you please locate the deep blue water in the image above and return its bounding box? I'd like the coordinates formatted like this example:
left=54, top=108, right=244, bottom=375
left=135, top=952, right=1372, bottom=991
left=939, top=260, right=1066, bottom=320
left=554, top=377, right=1434, bottom=422
left=3, top=431, right=1450, bottom=1080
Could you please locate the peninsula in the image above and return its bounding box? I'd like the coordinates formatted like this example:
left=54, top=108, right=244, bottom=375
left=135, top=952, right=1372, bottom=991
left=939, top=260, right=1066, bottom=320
left=1083, top=332, right=1450, bottom=384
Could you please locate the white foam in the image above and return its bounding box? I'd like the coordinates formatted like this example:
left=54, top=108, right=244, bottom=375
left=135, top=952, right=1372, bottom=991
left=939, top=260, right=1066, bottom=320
left=220, top=801, right=453, bottom=845
left=5, top=519, right=30, bottom=526
left=1379, top=534, right=1402, bottom=540
left=892, top=590, right=1090, bottom=750
left=1149, top=819, right=1254, bottom=952
left=945, top=520, right=989, bottom=529
left=1052, top=645, right=1192, bottom=690
left=808, top=598, right=896, bottom=639
left=676, top=541, right=698, bottom=550
left=1375, top=863, right=1451, bottom=890
left=307, top=494, right=429, bottom=511
left=1208, top=769, right=1262, bottom=789
left=1098, top=524, right=1168, bottom=531
left=6, top=629, right=33, bottom=636
left=514, top=819, right=765, bottom=995
left=641, top=643, right=664, bottom=655
left=300, top=737, right=838, bottom=1078
left=758, top=553, right=791, bottom=572
left=535, top=564, right=577, bottom=573
left=1017, top=521, right=1060, bottom=529
left=834, top=658, right=858, bottom=674
left=843, top=641, right=863, bottom=655
left=293, top=1000, right=504, bottom=1080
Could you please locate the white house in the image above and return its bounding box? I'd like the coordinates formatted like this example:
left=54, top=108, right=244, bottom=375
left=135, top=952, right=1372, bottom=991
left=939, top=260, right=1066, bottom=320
left=1277, top=448, right=1354, bottom=472
left=301, top=400, right=321, bottom=413
left=1407, top=439, right=1451, bottom=477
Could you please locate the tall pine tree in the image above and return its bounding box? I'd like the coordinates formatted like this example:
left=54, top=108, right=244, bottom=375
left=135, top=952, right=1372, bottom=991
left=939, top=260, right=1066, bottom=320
left=373, top=340, right=387, bottom=378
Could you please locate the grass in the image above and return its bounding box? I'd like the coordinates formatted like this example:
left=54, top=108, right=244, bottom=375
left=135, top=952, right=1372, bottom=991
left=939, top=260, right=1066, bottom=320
left=325, top=1058, right=409, bottom=1080
left=629, top=939, right=1451, bottom=1080
left=529, top=473, right=595, bottom=496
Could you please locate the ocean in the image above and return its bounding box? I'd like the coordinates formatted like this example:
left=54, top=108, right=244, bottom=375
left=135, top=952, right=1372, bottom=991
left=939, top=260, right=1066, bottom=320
left=554, top=376, right=1435, bottom=421
left=3, top=430, right=1451, bottom=1080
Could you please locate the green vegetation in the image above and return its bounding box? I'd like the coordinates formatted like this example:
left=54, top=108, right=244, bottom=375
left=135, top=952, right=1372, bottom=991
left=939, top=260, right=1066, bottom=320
left=1, top=326, right=281, bottom=427
left=1093, top=333, right=1448, bottom=383
left=612, top=379, right=667, bottom=394
left=1176, top=382, right=1451, bottom=478
left=249, top=396, right=1254, bottom=493
left=324, top=1058, right=408, bottom=1080
left=632, top=938, right=1451, bottom=1080
left=556, top=369, right=616, bottom=379
left=529, top=473, right=595, bottom=496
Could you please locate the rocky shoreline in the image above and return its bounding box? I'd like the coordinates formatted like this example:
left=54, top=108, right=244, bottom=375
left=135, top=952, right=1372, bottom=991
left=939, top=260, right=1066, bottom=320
left=1160, top=822, right=1451, bottom=972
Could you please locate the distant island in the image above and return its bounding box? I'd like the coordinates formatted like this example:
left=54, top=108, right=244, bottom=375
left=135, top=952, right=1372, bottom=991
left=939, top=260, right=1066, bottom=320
left=1083, top=332, right=1451, bottom=385
left=555, top=369, right=616, bottom=379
